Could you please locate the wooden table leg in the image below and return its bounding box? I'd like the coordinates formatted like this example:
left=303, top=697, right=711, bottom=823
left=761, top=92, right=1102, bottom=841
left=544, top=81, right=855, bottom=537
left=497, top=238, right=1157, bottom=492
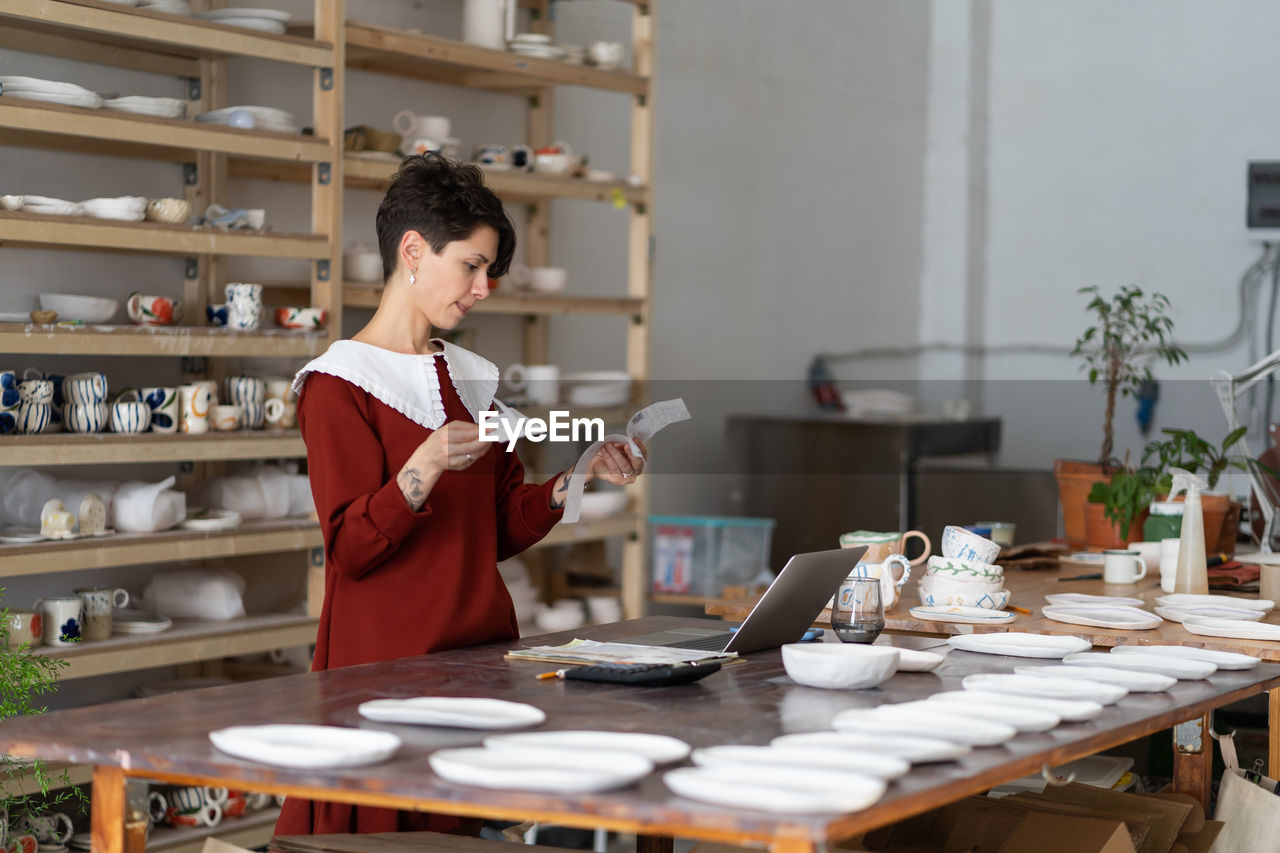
left=1271, top=687, right=1280, bottom=779
left=91, top=765, right=126, bottom=853
left=636, top=836, right=674, bottom=853
left=769, top=841, right=819, bottom=853
left=1172, top=713, right=1212, bottom=807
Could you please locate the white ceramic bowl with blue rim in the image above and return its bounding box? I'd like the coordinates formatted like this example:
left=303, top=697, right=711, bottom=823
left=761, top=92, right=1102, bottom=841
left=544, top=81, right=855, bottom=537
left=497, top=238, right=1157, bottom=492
left=917, top=587, right=1010, bottom=610
left=940, top=525, right=1001, bottom=564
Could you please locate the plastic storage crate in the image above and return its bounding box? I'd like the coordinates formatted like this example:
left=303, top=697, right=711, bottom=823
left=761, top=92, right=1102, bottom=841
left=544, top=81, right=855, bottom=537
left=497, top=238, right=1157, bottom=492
left=650, top=515, right=776, bottom=597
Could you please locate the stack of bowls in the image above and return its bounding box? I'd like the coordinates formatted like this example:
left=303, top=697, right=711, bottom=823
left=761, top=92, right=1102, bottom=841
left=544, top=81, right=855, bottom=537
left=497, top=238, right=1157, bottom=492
left=917, top=526, right=1008, bottom=609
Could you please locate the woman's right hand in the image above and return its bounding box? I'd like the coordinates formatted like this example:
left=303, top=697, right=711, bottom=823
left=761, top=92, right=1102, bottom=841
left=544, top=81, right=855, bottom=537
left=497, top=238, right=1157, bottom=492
left=397, top=421, right=490, bottom=509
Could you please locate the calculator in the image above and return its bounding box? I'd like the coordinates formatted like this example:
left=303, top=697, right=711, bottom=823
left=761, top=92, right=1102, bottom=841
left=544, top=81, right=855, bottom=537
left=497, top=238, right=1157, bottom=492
left=560, top=661, right=723, bottom=686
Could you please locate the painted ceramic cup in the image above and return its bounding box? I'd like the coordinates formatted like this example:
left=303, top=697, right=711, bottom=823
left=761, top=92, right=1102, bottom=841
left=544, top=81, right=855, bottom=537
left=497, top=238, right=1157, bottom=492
left=74, top=588, right=128, bottom=642
left=17, top=378, right=52, bottom=404
left=224, top=377, right=266, bottom=428
left=205, top=304, right=229, bottom=327
left=261, top=398, right=286, bottom=427
left=7, top=832, right=37, bottom=853
left=33, top=596, right=81, bottom=646
left=16, top=402, right=51, bottom=435
left=142, top=386, right=178, bottom=433
left=110, top=400, right=151, bottom=434
left=64, top=401, right=108, bottom=433
left=225, top=283, right=263, bottom=331
left=63, top=371, right=108, bottom=406
left=126, top=292, right=179, bottom=326
left=4, top=610, right=42, bottom=649
left=839, top=529, right=932, bottom=566
left=211, top=405, right=242, bottom=432
left=178, top=383, right=212, bottom=434
left=924, top=555, right=1004, bottom=581
left=846, top=555, right=913, bottom=610
left=14, top=813, right=72, bottom=846
left=263, top=376, right=296, bottom=402
left=274, top=306, right=328, bottom=330
left=940, top=525, right=1001, bottom=564
left=0, top=370, right=19, bottom=410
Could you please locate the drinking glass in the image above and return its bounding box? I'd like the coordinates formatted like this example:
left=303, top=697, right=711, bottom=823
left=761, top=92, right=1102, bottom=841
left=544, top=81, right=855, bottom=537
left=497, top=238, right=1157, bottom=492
left=831, top=577, right=884, bottom=644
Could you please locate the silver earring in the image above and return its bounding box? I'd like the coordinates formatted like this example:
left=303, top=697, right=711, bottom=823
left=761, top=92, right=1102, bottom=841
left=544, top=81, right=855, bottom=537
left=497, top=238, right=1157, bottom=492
left=409, top=270, right=416, bottom=285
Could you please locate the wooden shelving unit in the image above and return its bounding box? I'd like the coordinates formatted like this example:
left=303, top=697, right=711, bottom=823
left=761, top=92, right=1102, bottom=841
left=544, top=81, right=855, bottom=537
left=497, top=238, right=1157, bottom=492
left=149, top=808, right=281, bottom=853
left=1, top=430, right=305, bottom=465
left=0, top=324, right=327, bottom=357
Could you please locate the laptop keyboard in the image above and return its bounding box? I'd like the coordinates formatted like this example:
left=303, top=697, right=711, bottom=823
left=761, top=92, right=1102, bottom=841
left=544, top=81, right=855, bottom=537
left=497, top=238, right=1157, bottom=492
left=661, top=633, right=732, bottom=651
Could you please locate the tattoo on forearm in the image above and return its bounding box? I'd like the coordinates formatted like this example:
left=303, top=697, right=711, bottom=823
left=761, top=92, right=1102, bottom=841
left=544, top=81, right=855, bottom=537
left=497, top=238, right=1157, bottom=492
left=398, top=466, right=426, bottom=509
left=550, top=474, right=569, bottom=510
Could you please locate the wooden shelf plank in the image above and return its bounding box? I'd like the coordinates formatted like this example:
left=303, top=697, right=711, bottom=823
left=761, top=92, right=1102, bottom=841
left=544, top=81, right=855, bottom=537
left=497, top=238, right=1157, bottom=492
left=0, top=98, right=333, bottom=163
left=0, top=519, right=320, bottom=577
left=149, top=807, right=280, bottom=853
left=34, top=614, right=318, bottom=680
left=0, top=212, right=329, bottom=259
left=229, top=154, right=649, bottom=205
left=538, top=513, right=641, bottom=549
left=0, top=760, right=93, bottom=798
left=0, top=430, right=305, bottom=466
left=0, top=0, right=335, bottom=66
left=0, top=323, right=327, bottom=357
left=341, top=283, right=645, bottom=317
left=338, top=22, right=649, bottom=95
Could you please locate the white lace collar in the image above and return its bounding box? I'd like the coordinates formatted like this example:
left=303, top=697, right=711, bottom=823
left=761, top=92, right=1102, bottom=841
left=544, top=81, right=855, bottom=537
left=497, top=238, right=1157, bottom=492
left=293, top=339, right=499, bottom=430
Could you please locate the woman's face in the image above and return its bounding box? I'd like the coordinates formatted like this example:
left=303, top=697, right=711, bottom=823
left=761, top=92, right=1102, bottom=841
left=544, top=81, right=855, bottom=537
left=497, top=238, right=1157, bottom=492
left=415, top=225, right=497, bottom=329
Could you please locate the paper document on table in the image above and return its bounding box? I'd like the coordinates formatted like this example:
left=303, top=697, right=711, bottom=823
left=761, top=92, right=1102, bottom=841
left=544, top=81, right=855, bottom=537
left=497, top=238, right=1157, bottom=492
left=561, top=398, right=691, bottom=523
left=506, top=638, right=737, bottom=666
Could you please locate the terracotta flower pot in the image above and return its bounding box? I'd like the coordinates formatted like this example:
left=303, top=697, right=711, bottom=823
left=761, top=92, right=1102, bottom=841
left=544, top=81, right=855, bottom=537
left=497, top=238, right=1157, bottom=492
left=1082, top=501, right=1147, bottom=552
left=1056, top=459, right=1108, bottom=549
left=1200, top=492, right=1230, bottom=553
left=1213, top=499, right=1243, bottom=557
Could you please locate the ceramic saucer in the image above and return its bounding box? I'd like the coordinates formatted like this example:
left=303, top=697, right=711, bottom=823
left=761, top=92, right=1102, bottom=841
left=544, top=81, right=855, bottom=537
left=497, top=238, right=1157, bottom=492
left=909, top=605, right=1016, bottom=625
left=663, top=765, right=885, bottom=815
left=947, top=632, right=1091, bottom=659
left=211, top=724, right=400, bottom=768
left=1109, top=644, right=1260, bottom=670
left=430, top=746, right=651, bottom=793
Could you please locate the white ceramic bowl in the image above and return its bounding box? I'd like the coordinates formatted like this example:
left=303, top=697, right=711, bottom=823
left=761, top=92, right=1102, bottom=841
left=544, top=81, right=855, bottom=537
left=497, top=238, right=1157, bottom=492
left=780, top=643, right=899, bottom=690
left=924, top=555, right=1003, bottom=580
left=528, top=266, right=567, bottom=293
left=533, top=153, right=573, bottom=175
left=917, top=575, right=1004, bottom=596
left=578, top=491, right=628, bottom=518
left=563, top=371, right=632, bottom=407
left=344, top=249, right=383, bottom=283
left=940, top=525, right=1001, bottom=564
left=39, top=293, right=118, bottom=324
left=916, top=585, right=1010, bottom=610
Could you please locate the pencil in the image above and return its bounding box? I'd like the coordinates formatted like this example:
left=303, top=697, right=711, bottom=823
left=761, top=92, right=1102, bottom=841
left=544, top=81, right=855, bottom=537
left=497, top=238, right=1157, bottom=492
left=1007, top=605, right=1032, bottom=615
left=535, top=671, right=562, bottom=680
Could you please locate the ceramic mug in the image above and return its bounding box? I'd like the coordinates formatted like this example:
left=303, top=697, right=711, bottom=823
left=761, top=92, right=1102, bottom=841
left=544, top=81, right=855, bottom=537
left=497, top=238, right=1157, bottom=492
left=179, top=383, right=212, bottom=434
left=225, top=283, right=263, bottom=331
left=74, top=588, right=128, bottom=642
left=142, top=386, right=178, bottom=433
left=205, top=304, right=229, bottom=327
left=223, top=376, right=265, bottom=407
left=846, top=555, right=912, bottom=610
left=587, top=40, right=625, bottom=69
left=33, top=597, right=82, bottom=646
left=14, top=813, right=71, bottom=846
left=16, top=402, right=51, bottom=435
left=4, top=610, right=42, bottom=649
left=64, top=401, right=108, bottom=434
left=275, top=400, right=297, bottom=429
left=17, top=379, right=52, bottom=404
left=126, top=292, right=179, bottom=326
left=504, top=363, right=559, bottom=405
left=474, top=143, right=509, bottom=167
left=211, top=404, right=242, bottom=432
left=62, top=372, right=108, bottom=406
left=392, top=111, right=450, bottom=147
left=263, top=376, right=296, bottom=403
left=261, top=397, right=286, bottom=427
left=7, top=832, right=36, bottom=853
left=940, top=525, right=1001, bottom=564
left=839, top=529, right=932, bottom=566
left=110, top=400, right=151, bottom=434
left=1102, top=549, right=1147, bottom=584
left=166, top=802, right=221, bottom=829
left=1126, top=541, right=1161, bottom=576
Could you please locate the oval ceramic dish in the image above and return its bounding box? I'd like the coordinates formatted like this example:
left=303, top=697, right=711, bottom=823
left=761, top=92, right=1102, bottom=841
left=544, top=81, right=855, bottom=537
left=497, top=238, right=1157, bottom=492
left=429, top=746, right=651, bottom=793
left=908, top=605, right=1016, bottom=625
left=690, top=744, right=909, bottom=779
left=832, top=706, right=1016, bottom=747
left=210, top=724, right=400, bottom=769
left=1154, top=606, right=1264, bottom=624
left=770, top=731, right=970, bottom=763
left=887, top=698, right=1059, bottom=733
left=1181, top=615, right=1280, bottom=642
left=1043, top=593, right=1144, bottom=607
left=663, top=765, right=886, bottom=815
left=358, top=697, right=546, bottom=729
left=1013, top=665, right=1175, bottom=693
left=1156, top=594, right=1274, bottom=612
left=928, top=689, right=1103, bottom=722
left=962, top=673, right=1128, bottom=705
left=1109, top=644, right=1260, bottom=670
left=1041, top=604, right=1162, bottom=631
left=483, top=731, right=689, bottom=764
left=946, top=632, right=1091, bottom=659
left=1061, top=652, right=1216, bottom=680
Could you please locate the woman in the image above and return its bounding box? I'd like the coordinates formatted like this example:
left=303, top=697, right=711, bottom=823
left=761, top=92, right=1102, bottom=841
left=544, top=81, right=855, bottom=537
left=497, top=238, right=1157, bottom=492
left=275, top=154, right=644, bottom=837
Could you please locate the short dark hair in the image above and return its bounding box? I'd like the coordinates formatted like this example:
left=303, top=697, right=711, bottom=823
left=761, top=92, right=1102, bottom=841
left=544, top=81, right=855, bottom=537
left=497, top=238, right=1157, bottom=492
left=374, top=153, right=516, bottom=280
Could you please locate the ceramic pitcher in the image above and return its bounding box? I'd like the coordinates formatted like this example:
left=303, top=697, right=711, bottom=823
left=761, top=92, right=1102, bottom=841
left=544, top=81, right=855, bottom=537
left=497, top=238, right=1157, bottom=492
left=839, top=529, right=932, bottom=566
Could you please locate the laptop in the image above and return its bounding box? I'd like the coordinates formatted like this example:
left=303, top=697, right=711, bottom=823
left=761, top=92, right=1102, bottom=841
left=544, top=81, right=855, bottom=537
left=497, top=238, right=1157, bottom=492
left=618, top=546, right=868, bottom=654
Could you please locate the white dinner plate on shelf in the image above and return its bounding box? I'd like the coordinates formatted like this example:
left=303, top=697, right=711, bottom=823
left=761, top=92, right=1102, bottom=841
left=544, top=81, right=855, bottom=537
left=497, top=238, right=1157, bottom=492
left=1181, top=615, right=1280, bottom=642
left=928, top=689, right=1103, bottom=722
left=908, top=605, right=1016, bottom=625
left=690, top=744, right=908, bottom=780
left=1044, top=593, right=1145, bottom=607
left=484, top=731, right=689, bottom=764
left=112, top=610, right=172, bottom=634
left=1014, top=664, right=1175, bottom=693
left=210, top=724, right=400, bottom=768
left=663, top=765, right=886, bottom=815
left=102, top=96, right=186, bottom=118
left=429, top=746, right=650, bottom=793
left=359, top=697, right=545, bottom=729
left=832, top=705, right=1016, bottom=747
left=180, top=508, right=242, bottom=531
left=1041, top=604, right=1162, bottom=631
left=770, top=731, right=970, bottom=764
left=895, top=648, right=945, bottom=671
left=946, top=632, right=1091, bottom=659
left=1156, top=594, right=1274, bottom=612
left=1109, top=644, right=1260, bottom=670
left=888, top=698, right=1059, bottom=733
left=962, top=672, right=1127, bottom=705
left=0, top=528, right=43, bottom=544
left=202, top=16, right=286, bottom=33
left=1155, top=605, right=1264, bottom=624
left=194, top=7, right=292, bottom=21
left=1061, top=651, right=1216, bottom=680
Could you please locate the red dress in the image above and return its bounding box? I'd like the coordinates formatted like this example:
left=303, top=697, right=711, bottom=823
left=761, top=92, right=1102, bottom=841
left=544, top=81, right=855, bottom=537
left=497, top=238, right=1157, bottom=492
left=275, top=354, right=563, bottom=838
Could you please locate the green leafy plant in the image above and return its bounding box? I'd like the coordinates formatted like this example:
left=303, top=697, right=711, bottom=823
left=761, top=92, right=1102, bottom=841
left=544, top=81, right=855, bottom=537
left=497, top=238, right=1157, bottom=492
left=1072, top=285, right=1187, bottom=465
left=1088, top=463, right=1159, bottom=536
left=1142, top=426, right=1250, bottom=492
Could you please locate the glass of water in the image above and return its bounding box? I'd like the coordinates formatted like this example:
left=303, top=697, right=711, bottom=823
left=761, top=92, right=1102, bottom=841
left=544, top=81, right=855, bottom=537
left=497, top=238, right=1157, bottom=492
left=831, top=577, right=885, bottom=644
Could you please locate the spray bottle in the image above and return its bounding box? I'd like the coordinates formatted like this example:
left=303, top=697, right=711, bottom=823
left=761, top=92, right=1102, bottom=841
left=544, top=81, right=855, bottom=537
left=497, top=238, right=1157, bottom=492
left=1167, top=467, right=1209, bottom=594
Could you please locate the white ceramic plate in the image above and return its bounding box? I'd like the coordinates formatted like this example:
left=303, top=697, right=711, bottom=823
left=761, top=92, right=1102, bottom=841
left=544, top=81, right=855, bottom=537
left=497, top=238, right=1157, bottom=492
left=1061, top=651, right=1216, bottom=680
left=1014, top=664, right=1175, bottom=693
left=1109, top=644, right=1260, bottom=670
left=690, top=744, right=908, bottom=780
left=1, top=89, right=103, bottom=109
left=102, top=96, right=186, bottom=118
left=0, top=76, right=97, bottom=95
left=1041, top=604, right=1162, bottom=630
left=946, top=632, right=1091, bottom=659
left=663, top=765, right=885, bottom=815
left=112, top=610, right=172, bottom=634
left=962, top=673, right=1128, bottom=705
left=770, top=731, right=970, bottom=763
left=1155, top=605, right=1264, bottom=624
left=895, top=648, right=944, bottom=671
left=429, top=746, right=650, bottom=793
left=0, top=528, right=43, bottom=544
left=1157, top=594, right=1274, bottom=612
left=484, top=730, right=689, bottom=764
left=201, top=16, right=286, bottom=33
left=889, top=698, right=1059, bottom=733
left=1044, top=593, right=1144, bottom=607
left=1182, top=615, right=1280, bottom=642
left=180, top=508, right=242, bottom=531
left=831, top=706, right=1016, bottom=747
left=929, top=689, right=1103, bottom=722
left=210, top=724, right=400, bottom=768
left=358, top=697, right=545, bottom=729
left=195, top=7, right=292, bottom=21
left=908, top=605, right=1016, bottom=625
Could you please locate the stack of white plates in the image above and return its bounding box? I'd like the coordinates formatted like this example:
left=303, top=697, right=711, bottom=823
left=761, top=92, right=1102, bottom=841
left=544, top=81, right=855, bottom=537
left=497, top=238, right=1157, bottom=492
left=193, top=7, right=291, bottom=33
left=20, top=196, right=85, bottom=216
left=138, top=0, right=192, bottom=14
left=196, top=105, right=298, bottom=133
left=0, top=76, right=103, bottom=109
left=102, top=95, right=186, bottom=119
left=81, top=196, right=147, bottom=221
left=508, top=34, right=563, bottom=60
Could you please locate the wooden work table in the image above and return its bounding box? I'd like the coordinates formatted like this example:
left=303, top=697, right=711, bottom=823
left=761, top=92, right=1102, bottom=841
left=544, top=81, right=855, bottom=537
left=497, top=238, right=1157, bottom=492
left=0, top=616, right=1278, bottom=853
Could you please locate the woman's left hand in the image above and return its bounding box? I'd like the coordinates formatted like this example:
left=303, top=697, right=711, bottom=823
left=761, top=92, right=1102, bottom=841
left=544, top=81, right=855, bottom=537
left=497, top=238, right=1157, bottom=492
left=586, top=439, right=646, bottom=486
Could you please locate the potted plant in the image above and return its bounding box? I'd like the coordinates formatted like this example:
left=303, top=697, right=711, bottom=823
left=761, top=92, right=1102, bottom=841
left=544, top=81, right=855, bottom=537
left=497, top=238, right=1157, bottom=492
left=1143, top=426, right=1250, bottom=554
left=1085, top=462, right=1158, bottom=550
left=1057, top=286, right=1187, bottom=547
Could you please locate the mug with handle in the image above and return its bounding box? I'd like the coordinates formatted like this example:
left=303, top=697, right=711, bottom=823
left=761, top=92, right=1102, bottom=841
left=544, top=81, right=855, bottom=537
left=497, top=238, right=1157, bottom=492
left=1102, top=549, right=1148, bottom=584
